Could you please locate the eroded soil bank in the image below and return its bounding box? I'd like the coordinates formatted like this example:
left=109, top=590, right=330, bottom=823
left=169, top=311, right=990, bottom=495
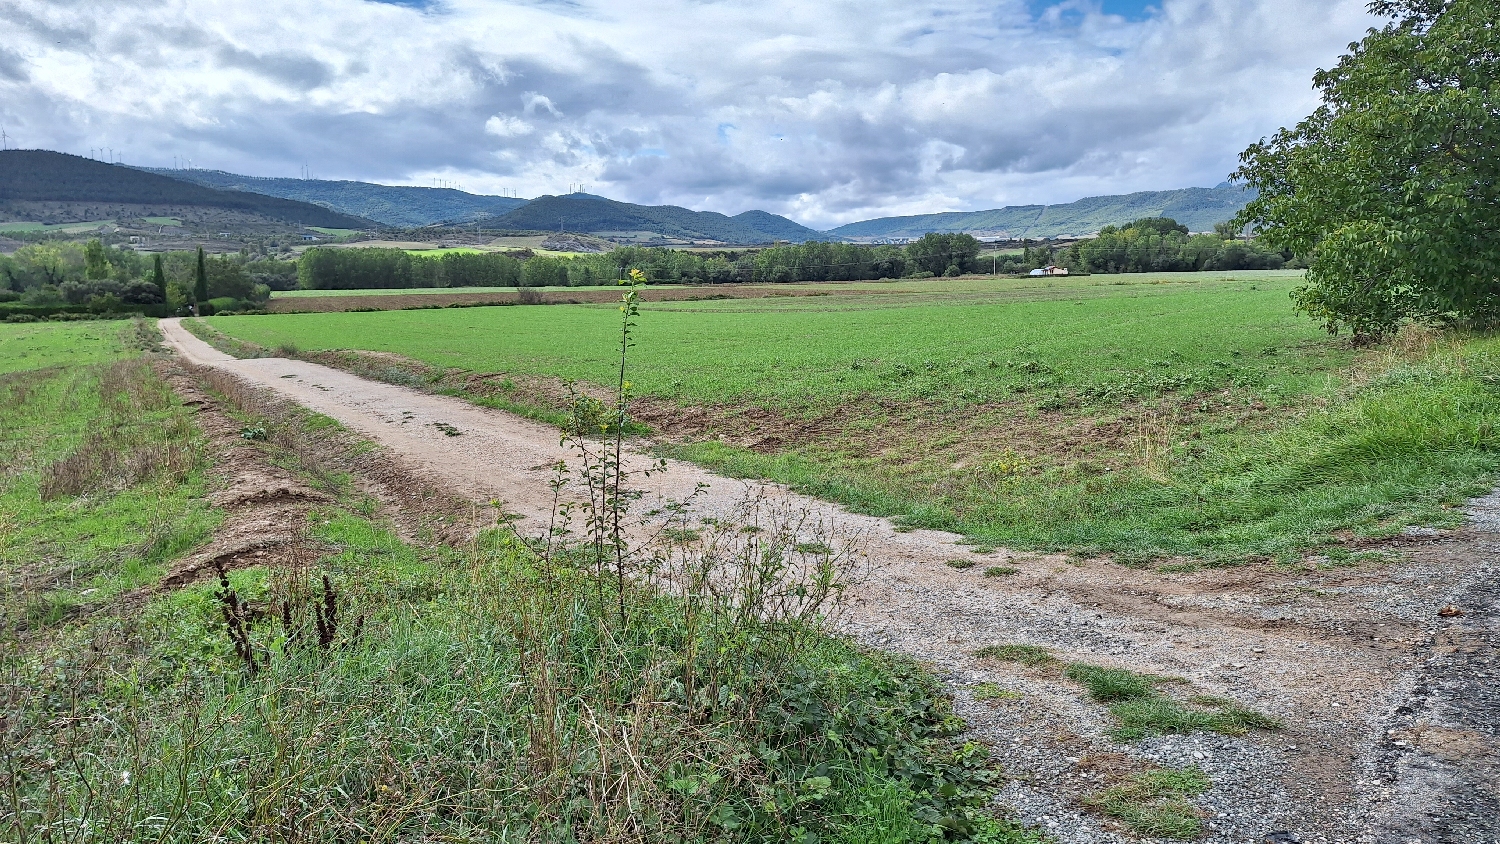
left=158, top=317, right=1497, bottom=843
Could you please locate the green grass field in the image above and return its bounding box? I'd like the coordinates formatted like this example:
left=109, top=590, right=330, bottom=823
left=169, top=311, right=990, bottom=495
left=0, top=219, right=114, bottom=233
left=209, top=270, right=1500, bottom=563
left=0, top=320, right=134, bottom=374
left=0, top=320, right=216, bottom=628
left=229, top=272, right=1336, bottom=412
left=140, top=216, right=182, bottom=226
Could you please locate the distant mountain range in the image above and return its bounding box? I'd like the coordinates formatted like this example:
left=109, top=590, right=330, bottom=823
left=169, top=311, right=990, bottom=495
left=827, top=186, right=1254, bottom=240
left=148, top=168, right=820, bottom=242
left=145, top=168, right=528, bottom=227
left=4, top=150, right=1254, bottom=243
left=148, top=166, right=1251, bottom=242
left=0, top=150, right=372, bottom=229
left=488, top=193, right=822, bottom=243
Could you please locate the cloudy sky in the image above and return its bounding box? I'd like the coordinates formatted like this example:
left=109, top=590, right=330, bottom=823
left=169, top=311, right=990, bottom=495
left=0, top=0, right=1375, bottom=228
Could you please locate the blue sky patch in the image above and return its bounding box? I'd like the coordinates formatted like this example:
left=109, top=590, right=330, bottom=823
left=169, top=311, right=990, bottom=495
left=1099, top=0, right=1157, bottom=20
left=1035, top=0, right=1158, bottom=22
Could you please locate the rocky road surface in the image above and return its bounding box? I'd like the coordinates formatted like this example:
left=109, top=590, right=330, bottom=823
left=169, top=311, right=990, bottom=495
left=159, top=318, right=1497, bottom=843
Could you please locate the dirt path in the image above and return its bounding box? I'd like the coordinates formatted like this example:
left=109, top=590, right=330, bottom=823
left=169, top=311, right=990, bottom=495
left=158, top=318, right=1495, bottom=843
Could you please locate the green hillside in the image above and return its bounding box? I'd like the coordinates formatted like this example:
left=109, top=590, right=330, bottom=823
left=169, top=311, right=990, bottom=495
left=0, top=150, right=374, bottom=229
left=146, top=169, right=528, bottom=227
left=827, top=186, right=1254, bottom=239
left=490, top=194, right=821, bottom=243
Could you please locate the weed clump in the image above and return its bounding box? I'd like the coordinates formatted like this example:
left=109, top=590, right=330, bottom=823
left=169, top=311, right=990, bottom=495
left=974, top=643, right=1056, bottom=667
left=984, top=565, right=1019, bottom=577
left=1065, top=663, right=1156, bottom=702
left=973, top=682, right=1022, bottom=701
left=1065, top=662, right=1283, bottom=741
left=1087, top=767, right=1210, bottom=839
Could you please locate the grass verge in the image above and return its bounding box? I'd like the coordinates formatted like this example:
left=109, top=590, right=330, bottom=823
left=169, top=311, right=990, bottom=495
left=0, top=323, right=216, bottom=630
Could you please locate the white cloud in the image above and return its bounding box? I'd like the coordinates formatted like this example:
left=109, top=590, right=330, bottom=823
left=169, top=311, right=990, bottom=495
left=0, top=0, right=1376, bottom=228
left=485, top=115, right=533, bottom=137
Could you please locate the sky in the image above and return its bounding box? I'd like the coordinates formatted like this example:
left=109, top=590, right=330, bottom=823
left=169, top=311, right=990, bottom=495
left=0, top=0, right=1376, bottom=229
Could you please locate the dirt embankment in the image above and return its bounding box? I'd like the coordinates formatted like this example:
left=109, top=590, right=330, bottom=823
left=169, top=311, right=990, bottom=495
left=147, top=356, right=481, bottom=592
left=156, top=318, right=1498, bottom=844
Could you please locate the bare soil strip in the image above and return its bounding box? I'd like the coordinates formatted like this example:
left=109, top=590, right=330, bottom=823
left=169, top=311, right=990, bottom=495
left=265, top=283, right=853, bottom=313
left=157, top=318, right=1496, bottom=843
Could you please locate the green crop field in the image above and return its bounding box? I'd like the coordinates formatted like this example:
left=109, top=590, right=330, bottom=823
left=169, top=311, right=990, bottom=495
left=0, top=320, right=133, bottom=374
left=140, top=216, right=182, bottom=226
left=232, top=272, right=1333, bottom=407
left=208, top=269, right=1500, bottom=563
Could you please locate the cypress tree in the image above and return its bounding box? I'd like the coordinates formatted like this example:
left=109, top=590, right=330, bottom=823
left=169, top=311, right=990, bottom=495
left=194, top=247, right=208, bottom=304
left=152, top=254, right=167, bottom=298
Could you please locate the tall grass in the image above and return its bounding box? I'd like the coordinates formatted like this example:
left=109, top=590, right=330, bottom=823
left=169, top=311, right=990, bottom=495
left=1, top=517, right=1003, bottom=842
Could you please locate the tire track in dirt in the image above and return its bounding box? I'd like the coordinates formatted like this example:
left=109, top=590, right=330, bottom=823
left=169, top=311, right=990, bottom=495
left=158, top=318, right=1493, bottom=843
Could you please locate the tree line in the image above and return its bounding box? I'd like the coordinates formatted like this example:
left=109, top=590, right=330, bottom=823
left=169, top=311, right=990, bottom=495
left=2, top=218, right=1299, bottom=312
left=1050, top=217, right=1289, bottom=274
left=298, top=225, right=1291, bottom=291
left=0, top=240, right=285, bottom=313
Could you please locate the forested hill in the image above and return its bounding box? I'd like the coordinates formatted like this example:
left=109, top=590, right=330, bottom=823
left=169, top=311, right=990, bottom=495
left=148, top=166, right=816, bottom=241
left=145, top=168, right=528, bottom=227
left=488, top=194, right=822, bottom=243
left=826, top=186, right=1255, bottom=240
left=0, top=150, right=373, bottom=228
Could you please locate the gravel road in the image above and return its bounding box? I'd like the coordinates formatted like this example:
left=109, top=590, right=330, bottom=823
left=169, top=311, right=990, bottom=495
left=159, top=318, right=1497, bottom=843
